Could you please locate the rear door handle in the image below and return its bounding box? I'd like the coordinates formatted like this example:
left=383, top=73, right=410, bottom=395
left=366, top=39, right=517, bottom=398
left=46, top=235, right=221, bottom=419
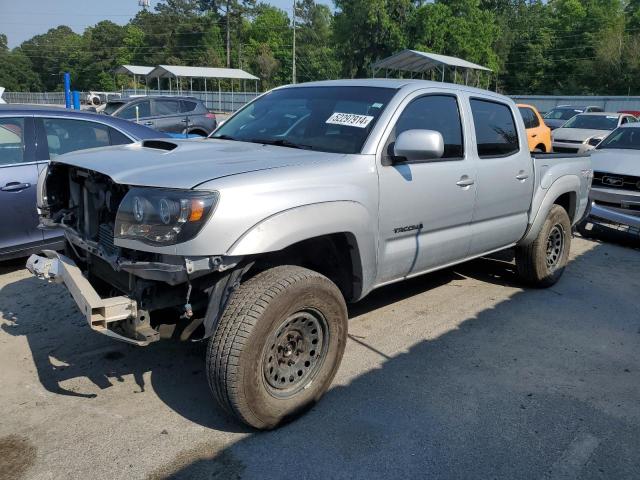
left=516, top=172, right=529, bottom=181
left=181, top=118, right=189, bottom=123
left=143, top=121, right=154, bottom=126
left=1, top=182, right=30, bottom=192
left=456, top=176, right=475, bottom=187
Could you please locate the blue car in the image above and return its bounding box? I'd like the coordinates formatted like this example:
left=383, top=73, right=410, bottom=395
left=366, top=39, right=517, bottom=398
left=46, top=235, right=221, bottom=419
left=0, top=106, right=169, bottom=260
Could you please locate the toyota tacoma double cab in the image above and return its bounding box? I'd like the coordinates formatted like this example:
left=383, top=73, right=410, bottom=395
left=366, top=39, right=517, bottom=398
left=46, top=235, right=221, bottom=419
left=27, top=80, right=592, bottom=429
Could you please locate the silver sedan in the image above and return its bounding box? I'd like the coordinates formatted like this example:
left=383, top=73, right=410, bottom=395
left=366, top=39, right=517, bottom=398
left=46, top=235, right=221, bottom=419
left=552, top=112, right=637, bottom=154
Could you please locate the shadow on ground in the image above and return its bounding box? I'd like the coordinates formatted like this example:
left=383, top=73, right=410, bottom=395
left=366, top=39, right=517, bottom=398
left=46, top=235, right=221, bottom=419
left=2, top=242, right=640, bottom=479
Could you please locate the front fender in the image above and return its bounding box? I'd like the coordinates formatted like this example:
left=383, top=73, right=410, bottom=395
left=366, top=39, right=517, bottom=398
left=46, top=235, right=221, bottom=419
left=227, top=201, right=377, bottom=298
left=520, top=175, right=581, bottom=245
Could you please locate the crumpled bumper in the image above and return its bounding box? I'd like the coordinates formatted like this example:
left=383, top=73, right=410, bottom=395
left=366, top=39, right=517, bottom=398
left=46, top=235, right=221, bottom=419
left=26, top=251, right=151, bottom=346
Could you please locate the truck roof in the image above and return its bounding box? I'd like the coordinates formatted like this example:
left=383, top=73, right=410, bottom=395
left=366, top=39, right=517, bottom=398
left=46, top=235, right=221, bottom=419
left=277, top=79, right=511, bottom=102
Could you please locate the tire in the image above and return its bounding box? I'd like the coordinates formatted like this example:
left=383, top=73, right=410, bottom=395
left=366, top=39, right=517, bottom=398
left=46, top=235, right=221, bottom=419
left=516, top=205, right=572, bottom=287
left=206, top=265, right=348, bottom=429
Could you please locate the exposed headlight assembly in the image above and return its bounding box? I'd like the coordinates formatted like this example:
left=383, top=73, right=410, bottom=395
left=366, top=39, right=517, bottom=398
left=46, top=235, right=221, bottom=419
left=115, top=188, right=218, bottom=245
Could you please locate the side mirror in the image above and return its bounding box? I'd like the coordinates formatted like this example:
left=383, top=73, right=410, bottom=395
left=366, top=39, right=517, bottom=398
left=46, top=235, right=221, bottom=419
left=393, top=129, right=444, bottom=162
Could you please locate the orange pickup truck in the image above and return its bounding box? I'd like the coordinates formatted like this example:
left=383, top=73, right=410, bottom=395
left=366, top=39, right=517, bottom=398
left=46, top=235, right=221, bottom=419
left=518, top=103, right=552, bottom=153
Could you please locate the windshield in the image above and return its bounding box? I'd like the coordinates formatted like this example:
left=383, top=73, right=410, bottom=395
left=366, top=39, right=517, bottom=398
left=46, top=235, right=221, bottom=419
left=103, top=102, right=125, bottom=115
left=211, top=86, right=396, bottom=154
left=596, top=127, right=640, bottom=150
left=544, top=107, right=583, bottom=120
left=561, top=114, right=619, bottom=130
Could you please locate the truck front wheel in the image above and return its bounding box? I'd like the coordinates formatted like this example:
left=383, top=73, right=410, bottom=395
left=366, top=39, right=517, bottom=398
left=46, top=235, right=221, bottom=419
left=516, top=205, right=572, bottom=287
left=206, top=265, right=348, bottom=429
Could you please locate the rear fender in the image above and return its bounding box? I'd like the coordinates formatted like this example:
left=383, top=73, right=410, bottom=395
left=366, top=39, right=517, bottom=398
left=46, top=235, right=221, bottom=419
left=520, top=175, right=580, bottom=245
left=227, top=201, right=377, bottom=299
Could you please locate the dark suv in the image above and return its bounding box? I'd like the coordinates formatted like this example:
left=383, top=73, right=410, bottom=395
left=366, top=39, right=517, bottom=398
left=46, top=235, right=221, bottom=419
left=103, top=96, right=217, bottom=136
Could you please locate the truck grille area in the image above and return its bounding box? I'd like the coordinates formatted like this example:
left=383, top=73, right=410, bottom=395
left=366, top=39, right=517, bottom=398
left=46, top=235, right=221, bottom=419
left=593, top=171, right=640, bottom=192
left=44, top=164, right=128, bottom=246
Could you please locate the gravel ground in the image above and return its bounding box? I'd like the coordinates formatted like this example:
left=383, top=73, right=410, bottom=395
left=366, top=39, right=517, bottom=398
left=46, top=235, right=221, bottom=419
left=1, top=236, right=639, bottom=480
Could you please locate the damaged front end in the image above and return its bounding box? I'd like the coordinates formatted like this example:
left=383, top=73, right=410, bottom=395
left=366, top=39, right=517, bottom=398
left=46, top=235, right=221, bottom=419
left=28, top=163, right=242, bottom=345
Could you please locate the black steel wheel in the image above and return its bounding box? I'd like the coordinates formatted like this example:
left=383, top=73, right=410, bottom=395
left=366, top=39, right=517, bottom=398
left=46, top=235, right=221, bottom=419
left=545, top=224, right=565, bottom=272
left=262, top=309, right=329, bottom=398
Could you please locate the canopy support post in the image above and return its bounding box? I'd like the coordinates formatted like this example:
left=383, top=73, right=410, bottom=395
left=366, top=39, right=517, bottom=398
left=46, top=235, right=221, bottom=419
left=231, top=79, right=235, bottom=112
left=218, top=79, right=221, bottom=111
left=204, top=77, right=207, bottom=108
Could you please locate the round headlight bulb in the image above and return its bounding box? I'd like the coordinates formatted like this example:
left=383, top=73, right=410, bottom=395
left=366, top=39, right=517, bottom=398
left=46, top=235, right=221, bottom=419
left=159, top=198, right=172, bottom=225
left=133, top=196, right=145, bottom=222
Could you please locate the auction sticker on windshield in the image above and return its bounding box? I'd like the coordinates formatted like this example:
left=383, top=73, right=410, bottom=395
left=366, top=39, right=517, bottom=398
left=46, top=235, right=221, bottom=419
left=326, top=112, right=374, bottom=128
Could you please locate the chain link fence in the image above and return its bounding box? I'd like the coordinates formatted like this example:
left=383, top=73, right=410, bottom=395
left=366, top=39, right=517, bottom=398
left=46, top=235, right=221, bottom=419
left=2, top=89, right=260, bottom=113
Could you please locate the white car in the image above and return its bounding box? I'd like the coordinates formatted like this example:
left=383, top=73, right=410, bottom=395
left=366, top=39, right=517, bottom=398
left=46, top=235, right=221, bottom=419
left=552, top=112, right=637, bottom=154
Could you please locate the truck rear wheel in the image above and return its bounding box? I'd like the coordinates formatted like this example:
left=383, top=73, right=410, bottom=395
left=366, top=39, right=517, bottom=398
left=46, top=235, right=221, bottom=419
left=206, top=265, right=348, bottom=429
left=516, top=205, right=571, bottom=287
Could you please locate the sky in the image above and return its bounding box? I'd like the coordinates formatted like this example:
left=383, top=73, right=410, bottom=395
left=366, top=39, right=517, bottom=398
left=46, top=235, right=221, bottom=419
left=0, top=0, right=332, bottom=49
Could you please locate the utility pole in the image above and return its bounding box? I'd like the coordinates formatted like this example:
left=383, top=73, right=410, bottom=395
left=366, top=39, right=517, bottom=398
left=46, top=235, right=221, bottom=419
left=292, top=0, right=296, bottom=84
left=226, top=0, right=231, bottom=68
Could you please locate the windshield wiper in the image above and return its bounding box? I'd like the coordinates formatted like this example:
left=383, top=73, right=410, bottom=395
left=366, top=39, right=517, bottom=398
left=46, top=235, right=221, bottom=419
left=250, top=138, right=313, bottom=150
left=212, top=134, right=237, bottom=141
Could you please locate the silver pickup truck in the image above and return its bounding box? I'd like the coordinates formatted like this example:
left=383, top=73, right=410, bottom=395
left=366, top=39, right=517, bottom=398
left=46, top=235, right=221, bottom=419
left=27, top=80, right=592, bottom=429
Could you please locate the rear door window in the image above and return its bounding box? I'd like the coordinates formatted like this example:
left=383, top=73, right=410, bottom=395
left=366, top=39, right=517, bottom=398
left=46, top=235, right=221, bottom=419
left=518, top=107, right=539, bottom=129
left=43, top=118, right=111, bottom=157
left=470, top=99, right=520, bottom=158
left=154, top=99, right=181, bottom=116
left=0, top=117, right=26, bottom=165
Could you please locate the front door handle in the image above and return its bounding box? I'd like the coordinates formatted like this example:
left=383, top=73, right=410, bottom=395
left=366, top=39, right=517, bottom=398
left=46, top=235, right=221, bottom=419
left=1, top=182, right=31, bottom=192
left=516, top=172, right=529, bottom=181
left=456, top=176, right=475, bottom=187
left=143, top=121, right=154, bottom=126
left=181, top=118, right=189, bottom=123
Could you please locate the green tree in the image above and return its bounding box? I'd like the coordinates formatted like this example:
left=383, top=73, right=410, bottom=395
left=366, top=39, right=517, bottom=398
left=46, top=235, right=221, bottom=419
left=295, top=0, right=340, bottom=81
left=333, top=0, right=414, bottom=77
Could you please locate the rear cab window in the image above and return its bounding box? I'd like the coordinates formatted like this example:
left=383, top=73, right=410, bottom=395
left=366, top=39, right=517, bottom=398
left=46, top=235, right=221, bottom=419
left=470, top=99, right=520, bottom=158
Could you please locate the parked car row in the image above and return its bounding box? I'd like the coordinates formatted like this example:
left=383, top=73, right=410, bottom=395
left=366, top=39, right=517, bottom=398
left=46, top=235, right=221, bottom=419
left=0, top=106, right=169, bottom=260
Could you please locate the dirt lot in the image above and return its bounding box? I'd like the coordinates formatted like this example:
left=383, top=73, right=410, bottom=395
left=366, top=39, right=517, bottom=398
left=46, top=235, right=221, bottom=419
left=1, top=236, right=639, bottom=480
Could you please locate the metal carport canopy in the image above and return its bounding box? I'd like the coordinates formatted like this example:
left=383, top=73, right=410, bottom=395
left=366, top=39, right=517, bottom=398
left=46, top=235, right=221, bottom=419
left=114, top=65, right=154, bottom=76
left=146, top=65, right=259, bottom=81
left=372, top=49, right=492, bottom=75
